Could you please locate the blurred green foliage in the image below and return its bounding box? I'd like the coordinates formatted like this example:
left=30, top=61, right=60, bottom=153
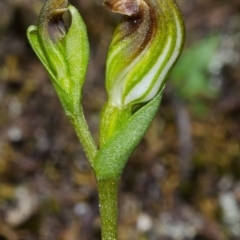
left=171, top=35, right=220, bottom=99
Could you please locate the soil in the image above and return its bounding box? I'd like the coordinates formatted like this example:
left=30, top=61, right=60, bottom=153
left=0, top=0, right=240, bottom=239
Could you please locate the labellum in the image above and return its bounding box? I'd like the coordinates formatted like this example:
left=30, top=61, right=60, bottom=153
left=38, top=0, right=68, bottom=42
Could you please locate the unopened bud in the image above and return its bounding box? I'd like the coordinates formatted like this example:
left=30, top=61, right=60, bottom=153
left=105, top=0, right=185, bottom=108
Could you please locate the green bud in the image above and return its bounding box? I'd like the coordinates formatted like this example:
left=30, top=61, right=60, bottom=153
left=100, top=0, right=185, bottom=145
left=27, top=0, right=89, bottom=115
left=104, top=0, right=185, bottom=108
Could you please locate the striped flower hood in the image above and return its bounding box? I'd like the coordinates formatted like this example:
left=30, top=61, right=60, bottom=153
left=104, top=0, right=185, bottom=108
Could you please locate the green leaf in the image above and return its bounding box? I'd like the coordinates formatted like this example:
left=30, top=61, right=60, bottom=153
left=94, top=93, right=162, bottom=180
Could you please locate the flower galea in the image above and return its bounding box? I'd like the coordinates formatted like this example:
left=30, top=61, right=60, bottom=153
left=104, top=0, right=185, bottom=107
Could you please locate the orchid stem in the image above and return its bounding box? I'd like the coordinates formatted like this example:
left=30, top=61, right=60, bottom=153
left=70, top=106, right=98, bottom=167
left=98, top=177, right=119, bottom=240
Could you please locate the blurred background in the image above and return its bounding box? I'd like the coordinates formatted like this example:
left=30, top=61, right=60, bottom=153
left=0, top=0, right=240, bottom=239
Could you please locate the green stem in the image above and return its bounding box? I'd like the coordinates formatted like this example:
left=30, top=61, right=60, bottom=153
left=69, top=106, right=98, bottom=167
left=98, top=178, right=119, bottom=240
left=100, top=101, right=131, bottom=146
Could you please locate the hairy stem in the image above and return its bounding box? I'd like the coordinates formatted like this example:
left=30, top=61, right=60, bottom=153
left=98, top=178, right=119, bottom=240
left=69, top=106, right=98, bottom=167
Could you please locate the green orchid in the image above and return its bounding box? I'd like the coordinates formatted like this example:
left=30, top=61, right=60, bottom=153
left=100, top=0, right=185, bottom=145
left=27, top=0, right=89, bottom=116
left=104, top=0, right=185, bottom=108
left=27, top=0, right=185, bottom=239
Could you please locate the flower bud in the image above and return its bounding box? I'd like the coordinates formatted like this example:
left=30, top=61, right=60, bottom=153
left=27, top=0, right=89, bottom=115
left=104, top=0, right=185, bottom=107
